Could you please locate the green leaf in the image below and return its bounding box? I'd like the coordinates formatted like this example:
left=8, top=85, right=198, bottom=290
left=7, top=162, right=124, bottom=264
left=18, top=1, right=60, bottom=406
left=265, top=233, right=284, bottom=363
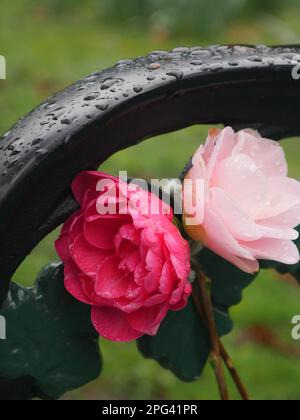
left=199, top=249, right=258, bottom=308
left=0, top=263, right=102, bottom=400
left=138, top=299, right=233, bottom=382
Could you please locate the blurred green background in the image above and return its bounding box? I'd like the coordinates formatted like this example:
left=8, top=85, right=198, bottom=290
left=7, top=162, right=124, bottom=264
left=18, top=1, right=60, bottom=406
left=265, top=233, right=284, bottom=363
left=1, top=0, right=300, bottom=400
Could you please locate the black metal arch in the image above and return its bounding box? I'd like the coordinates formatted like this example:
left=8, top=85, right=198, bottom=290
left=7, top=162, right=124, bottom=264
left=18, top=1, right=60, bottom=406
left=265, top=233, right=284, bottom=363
left=1, top=44, right=300, bottom=304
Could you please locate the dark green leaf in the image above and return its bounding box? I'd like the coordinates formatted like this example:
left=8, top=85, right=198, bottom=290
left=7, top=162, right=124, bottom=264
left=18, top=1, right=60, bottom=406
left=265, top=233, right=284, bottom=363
left=199, top=248, right=258, bottom=308
left=0, top=263, right=102, bottom=400
left=138, top=299, right=233, bottom=382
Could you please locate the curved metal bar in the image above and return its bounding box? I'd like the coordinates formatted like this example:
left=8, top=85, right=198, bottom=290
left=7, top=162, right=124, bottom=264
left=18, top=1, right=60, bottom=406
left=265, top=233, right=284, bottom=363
left=1, top=44, right=300, bottom=303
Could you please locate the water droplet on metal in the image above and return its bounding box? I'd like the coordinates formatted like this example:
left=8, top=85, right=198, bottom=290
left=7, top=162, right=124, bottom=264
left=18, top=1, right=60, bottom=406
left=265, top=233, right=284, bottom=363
left=31, top=138, right=43, bottom=146
left=166, top=71, right=183, bottom=80
left=148, top=63, right=161, bottom=70
left=133, top=86, right=143, bottom=93
left=84, top=94, right=99, bottom=101
left=101, top=78, right=124, bottom=90
left=95, top=104, right=109, bottom=111
left=247, top=55, right=263, bottom=63
left=191, top=60, right=204, bottom=66
left=36, top=149, right=47, bottom=161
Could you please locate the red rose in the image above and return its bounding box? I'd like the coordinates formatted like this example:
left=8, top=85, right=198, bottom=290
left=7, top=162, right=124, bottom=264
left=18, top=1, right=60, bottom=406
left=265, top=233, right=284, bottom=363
left=56, top=172, right=191, bottom=342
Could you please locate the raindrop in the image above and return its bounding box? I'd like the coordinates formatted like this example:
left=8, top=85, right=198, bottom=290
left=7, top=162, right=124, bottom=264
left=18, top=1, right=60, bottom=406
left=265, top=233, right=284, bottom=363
left=61, top=119, right=72, bottom=125
left=95, top=104, right=109, bottom=111
left=133, top=86, right=143, bottom=93
left=149, top=50, right=167, bottom=56
left=7, top=157, right=20, bottom=168
left=63, top=135, right=72, bottom=145
left=148, top=63, right=161, bottom=70
left=228, top=61, right=239, bottom=66
left=61, top=114, right=78, bottom=125
left=40, top=120, right=50, bottom=126
left=2, top=130, right=11, bottom=139
left=32, top=138, right=42, bottom=146
left=84, top=94, right=99, bottom=101
left=45, top=102, right=57, bottom=110
left=191, top=60, right=204, bottom=66
left=101, top=78, right=124, bottom=90
left=172, top=47, right=189, bottom=53
left=36, top=149, right=47, bottom=161
left=117, top=59, right=133, bottom=66
left=8, top=146, right=22, bottom=156
left=247, top=56, right=263, bottom=63
left=166, top=71, right=183, bottom=80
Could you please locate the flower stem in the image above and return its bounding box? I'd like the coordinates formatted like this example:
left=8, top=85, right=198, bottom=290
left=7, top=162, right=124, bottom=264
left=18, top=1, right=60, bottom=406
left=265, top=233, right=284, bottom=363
left=192, top=262, right=251, bottom=401
left=219, top=341, right=251, bottom=401
left=196, top=271, right=230, bottom=401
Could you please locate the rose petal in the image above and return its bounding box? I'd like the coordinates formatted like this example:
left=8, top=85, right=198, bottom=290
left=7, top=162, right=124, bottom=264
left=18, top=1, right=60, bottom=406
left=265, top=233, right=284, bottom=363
left=91, top=306, right=141, bottom=341
left=203, top=207, right=256, bottom=261
left=127, top=304, right=168, bottom=334
left=206, top=127, right=236, bottom=177
left=159, top=260, right=175, bottom=294
left=95, top=256, right=130, bottom=299
left=241, top=238, right=300, bottom=265
left=256, top=221, right=299, bottom=241
left=84, top=217, right=125, bottom=250
left=70, top=233, right=111, bottom=276
left=258, top=203, right=300, bottom=229
left=72, top=171, right=118, bottom=206
left=209, top=188, right=263, bottom=241
left=143, top=270, right=160, bottom=294
left=114, top=223, right=140, bottom=257
left=233, top=131, right=288, bottom=177
left=218, top=253, right=260, bottom=274
left=212, top=153, right=268, bottom=218
left=64, top=260, right=91, bottom=304
left=257, top=177, right=300, bottom=220
left=202, top=128, right=222, bottom=164
left=120, top=249, right=140, bottom=273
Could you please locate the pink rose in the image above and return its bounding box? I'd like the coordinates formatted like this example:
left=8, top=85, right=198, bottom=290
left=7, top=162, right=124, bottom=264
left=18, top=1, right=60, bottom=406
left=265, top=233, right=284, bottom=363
left=183, top=127, right=300, bottom=273
left=56, top=171, right=191, bottom=342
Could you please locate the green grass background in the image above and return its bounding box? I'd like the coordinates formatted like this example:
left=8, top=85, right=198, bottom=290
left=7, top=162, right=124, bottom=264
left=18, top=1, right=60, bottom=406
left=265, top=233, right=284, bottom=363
left=1, top=0, right=300, bottom=400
